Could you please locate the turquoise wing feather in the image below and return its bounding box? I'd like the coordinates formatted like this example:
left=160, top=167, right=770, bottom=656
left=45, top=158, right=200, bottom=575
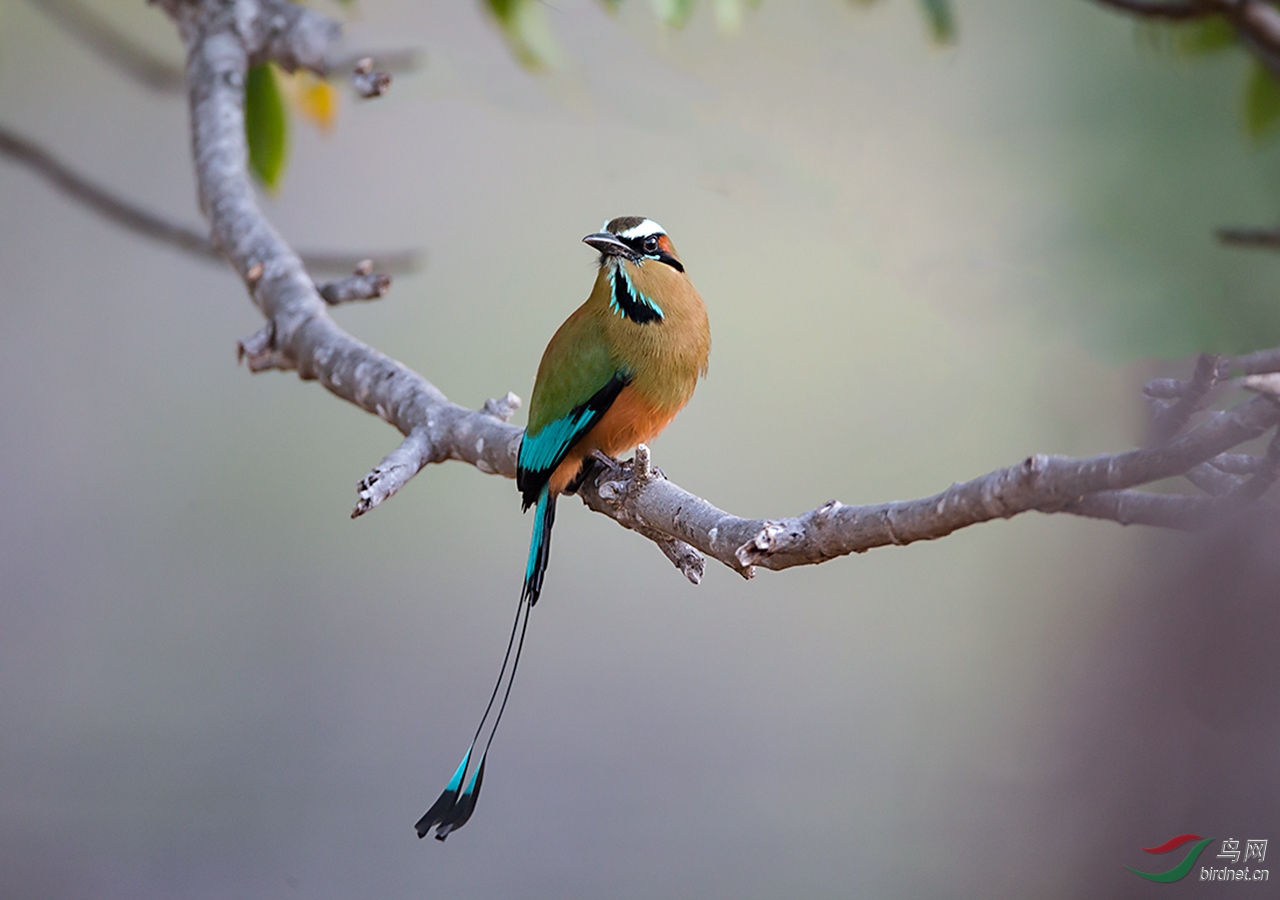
left=516, top=312, right=628, bottom=508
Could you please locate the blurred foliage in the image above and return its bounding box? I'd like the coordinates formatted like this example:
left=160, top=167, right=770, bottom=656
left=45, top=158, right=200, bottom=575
left=1245, top=60, right=1280, bottom=142
left=244, top=64, right=342, bottom=189
left=250, top=0, right=958, bottom=183
left=1138, top=14, right=1280, bottom=145
left=1136, top=14, right=1234, bottom=57
left=712, top=0, right=758, bottom=34
left=281, top=69, right=341, bottom=133
left=484, top=0, right=953, bottom=71
left=647, top=0, right=698, bottom=28
left=483, top=0, right=562, bottom=69
left=245, top=63, right=288, bottom=190
left=916, top=0, right=955, bottom=43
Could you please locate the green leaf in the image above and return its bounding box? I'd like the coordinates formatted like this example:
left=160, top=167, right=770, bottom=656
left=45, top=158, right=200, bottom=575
left=245, top=63, right=289, bottom=190
left=1245, top=61, right=1280, bottom=143
left=918, top=0, right=954, bottom=44
left=648, top=0, right=697, bottom=28
left=1173, top=16, right=1234, bottom=55
left=483, top=0, right=561, bottom=69
left=1136, top=15, right=1235, bottom=56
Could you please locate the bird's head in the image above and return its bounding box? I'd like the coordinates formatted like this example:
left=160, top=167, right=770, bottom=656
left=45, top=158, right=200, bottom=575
left=583, top=217, right=685, bottom=273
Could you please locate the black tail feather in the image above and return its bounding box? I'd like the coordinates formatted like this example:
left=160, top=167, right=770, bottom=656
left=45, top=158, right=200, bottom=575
left=522, top=488, right=556, bottom=608
left=418, top=483, right=551, bottom=842
left=433, top=756, right=486, bottom=841
left=415, top=783, right=460, bottom=839
left=415, top=746, right=472, bottom=839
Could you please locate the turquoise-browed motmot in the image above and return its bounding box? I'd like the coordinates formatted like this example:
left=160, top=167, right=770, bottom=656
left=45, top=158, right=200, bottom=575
left=416, top=216, right=711, bottom=840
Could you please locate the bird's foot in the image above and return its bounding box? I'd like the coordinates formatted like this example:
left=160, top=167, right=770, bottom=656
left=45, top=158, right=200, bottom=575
left=589, top=449, right=623, bottom=474
left=564, top=450, right=622, bottom=496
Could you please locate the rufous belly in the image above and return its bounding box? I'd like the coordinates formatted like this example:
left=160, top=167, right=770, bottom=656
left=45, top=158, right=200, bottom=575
left=547, top=386, right=681, bottom=495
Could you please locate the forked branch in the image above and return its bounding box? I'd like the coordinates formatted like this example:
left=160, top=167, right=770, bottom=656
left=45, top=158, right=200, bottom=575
left=157, top=0, right=1280, bottom=585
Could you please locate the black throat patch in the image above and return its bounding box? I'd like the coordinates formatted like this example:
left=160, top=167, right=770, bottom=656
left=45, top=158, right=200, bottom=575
left=609, top=264, right=663, bottom=324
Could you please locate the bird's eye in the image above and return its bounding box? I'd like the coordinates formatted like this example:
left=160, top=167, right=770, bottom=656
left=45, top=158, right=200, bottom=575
left=643, top=236, right=659, bottom=253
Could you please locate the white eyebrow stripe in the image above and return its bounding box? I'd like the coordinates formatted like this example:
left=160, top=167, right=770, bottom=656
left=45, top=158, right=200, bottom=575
left=617, top=219, right=665, bottom=239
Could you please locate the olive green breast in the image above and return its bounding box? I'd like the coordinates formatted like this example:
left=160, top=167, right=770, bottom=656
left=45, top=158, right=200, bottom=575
left=587, top=258, right=710, bottom=413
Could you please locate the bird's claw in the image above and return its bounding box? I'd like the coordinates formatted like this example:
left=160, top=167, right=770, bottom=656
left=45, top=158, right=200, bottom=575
left=589, top=449, right=622, bottom=473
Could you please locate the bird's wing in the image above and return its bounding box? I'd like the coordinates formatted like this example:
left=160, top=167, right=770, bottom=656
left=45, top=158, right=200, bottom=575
left=517, top=312, right=629, bottom=509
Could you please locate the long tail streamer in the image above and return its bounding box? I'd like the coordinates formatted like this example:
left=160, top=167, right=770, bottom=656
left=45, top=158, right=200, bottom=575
left=415, top=488, right=556, bottom=841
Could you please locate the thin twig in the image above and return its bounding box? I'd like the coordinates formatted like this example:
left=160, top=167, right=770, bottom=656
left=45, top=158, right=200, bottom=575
left=1184, top=461, right=1242, bottom=495
left=1231, top=347, right=1280, bottom=376
left=0, top=121, right=419, bottom=274
left=1091, top=0, right=1216, bottom=20
left=27, top=0, right=422, bottom=93
left=27, top=0, right=186, bottom=92
left=1209, top=453, right=1265, bottom=475
left=1220, top=225, right=1280, bottom=249
left=1061, top=489, right=1210, bottom=528
left=318, top=260, right=392, bottom=304
left=0, top=121, right=211, bottom=255
left=1225, top=427, right=1280, bottom=503
left=1151, top=353, right=1225, bottom=442
left=350, top=57, right=392, bottom=99
left=328, top=49, right=423, bottom=78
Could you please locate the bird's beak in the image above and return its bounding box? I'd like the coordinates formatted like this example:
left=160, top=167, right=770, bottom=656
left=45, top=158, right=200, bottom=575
left=582, top=232, right=636, bottom=259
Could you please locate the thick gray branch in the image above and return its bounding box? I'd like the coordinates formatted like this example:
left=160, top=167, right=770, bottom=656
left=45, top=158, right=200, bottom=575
left=161, top=0, right=1280, bottom=586
left=572, top=394, right=1280, bottom=572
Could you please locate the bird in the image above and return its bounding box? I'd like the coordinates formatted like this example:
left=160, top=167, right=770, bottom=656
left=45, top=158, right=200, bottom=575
left=415, top=216, right=711, bottom=841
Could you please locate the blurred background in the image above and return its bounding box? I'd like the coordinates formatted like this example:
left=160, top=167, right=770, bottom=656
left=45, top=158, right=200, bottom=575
left=2, top=1, right=1278, bottom=897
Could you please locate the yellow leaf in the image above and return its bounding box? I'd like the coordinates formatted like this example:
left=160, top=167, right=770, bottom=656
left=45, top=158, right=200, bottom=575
left=278, top=69, right=341, bottom=134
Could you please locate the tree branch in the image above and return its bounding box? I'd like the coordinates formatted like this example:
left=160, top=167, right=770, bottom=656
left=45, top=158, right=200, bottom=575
left=26, top=0, right=422, bottom=93
left=1091, top=0, right=1216, bottom=21
left=27, top=0, right=186, bottom=92
left=1094, top=0, right=1280, bottom=67
left=0, top=120, right=211, bottom=256
left=0, top=121, right=418, bottom=274
left=1218, top=225, right=1280, bottom=250
left=156, top=0, right=1280, bottom=587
